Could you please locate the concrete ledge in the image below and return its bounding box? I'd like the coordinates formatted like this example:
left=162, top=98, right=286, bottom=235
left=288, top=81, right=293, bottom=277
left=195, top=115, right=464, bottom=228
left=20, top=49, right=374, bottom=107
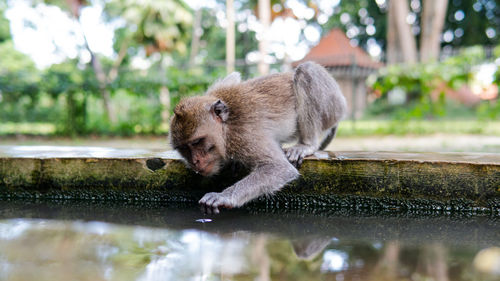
left=0, top=146, right=499, bottom=215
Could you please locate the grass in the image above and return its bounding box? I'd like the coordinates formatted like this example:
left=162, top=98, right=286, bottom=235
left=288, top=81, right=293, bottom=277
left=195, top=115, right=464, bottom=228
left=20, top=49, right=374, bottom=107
left=0, top=120, right=499, bottom=137
left=337, top=120, right=500, bottom=136
left=0, top=122, right=57, bottom=135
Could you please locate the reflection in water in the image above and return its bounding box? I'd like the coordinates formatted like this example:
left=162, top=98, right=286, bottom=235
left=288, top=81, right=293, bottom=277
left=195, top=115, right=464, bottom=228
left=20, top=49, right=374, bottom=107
left=474, top=247, right=500, bottom=275
left=322, top=249, right=348, bottom=272
left=0, top=219, right=498, bottom=281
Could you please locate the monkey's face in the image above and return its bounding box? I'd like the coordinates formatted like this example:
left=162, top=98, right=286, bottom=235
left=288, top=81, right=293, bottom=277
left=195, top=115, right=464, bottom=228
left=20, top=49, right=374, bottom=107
left=176, top=133, right=224, bottom=176
left=170, top=96, right=228, bottom=176
left=170, top=96, right=229, bottom=177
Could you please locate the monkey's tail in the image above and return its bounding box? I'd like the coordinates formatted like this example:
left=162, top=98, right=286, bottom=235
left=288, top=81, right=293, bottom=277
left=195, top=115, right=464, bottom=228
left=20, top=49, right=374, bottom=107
left=319, top=126, right=338, bottom=151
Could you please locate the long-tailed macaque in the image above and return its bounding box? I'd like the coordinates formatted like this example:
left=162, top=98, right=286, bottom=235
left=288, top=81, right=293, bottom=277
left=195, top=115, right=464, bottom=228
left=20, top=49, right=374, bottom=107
left=170, top=62, right=347, bottom=213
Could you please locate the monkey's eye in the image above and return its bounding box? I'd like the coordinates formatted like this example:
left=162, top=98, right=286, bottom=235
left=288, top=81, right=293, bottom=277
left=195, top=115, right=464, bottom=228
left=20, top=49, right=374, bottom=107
left=191, top=138, right=203, bottom=146
left=176, top=145, right=188, bottom=153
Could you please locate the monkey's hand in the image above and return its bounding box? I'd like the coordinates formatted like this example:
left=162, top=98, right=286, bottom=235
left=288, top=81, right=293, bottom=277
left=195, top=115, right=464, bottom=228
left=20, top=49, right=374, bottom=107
left=199, top=192, right=235, bottom=214
left=284, top=144, right=315, bottom=168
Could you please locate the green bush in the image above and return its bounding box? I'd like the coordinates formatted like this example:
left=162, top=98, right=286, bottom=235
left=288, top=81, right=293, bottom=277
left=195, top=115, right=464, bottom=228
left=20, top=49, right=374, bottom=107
left=0, top=58, right=219, bottom=136
left=368, top=46, right=499, bottom=120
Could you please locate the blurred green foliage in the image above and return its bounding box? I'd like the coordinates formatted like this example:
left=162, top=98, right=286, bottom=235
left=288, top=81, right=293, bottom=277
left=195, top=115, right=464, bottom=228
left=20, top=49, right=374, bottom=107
left=0, top=1, right=9, bottom=43
left=104, top=0, right=193, bottom=55
left=0, top=0, right=499, bottom=137
left=0, top=52, right=217, bottom=136
left=322, top=0, right=500, bottom=53
left=0, top=0, right=219, bottom=136
left=1, top=66, right=216, bottom=136
left=337, top=120, right=500, bottom=136
left=368, top=46, right=499, bottom=120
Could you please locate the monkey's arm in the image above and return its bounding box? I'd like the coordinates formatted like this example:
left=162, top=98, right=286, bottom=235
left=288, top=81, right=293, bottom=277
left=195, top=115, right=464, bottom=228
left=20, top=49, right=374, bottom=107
left=199, top=154, right=299, bottom=214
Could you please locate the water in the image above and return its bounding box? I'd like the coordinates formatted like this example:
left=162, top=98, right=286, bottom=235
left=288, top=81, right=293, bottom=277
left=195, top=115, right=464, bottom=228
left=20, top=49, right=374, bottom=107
left=0, top=200, right=498, bottom=281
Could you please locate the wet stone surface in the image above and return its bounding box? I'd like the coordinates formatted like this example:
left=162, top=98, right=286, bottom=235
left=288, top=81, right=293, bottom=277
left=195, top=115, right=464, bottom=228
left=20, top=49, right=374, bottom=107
left=0, top=146, right=498, bottom=215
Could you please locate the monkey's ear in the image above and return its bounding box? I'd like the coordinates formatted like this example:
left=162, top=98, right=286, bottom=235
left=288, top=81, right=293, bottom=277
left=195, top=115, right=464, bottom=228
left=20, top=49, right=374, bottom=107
left=211, top=100, right=229, bottom=123
left=221, top=72, right=241, bottom=85
left=207, top=72, right=241, bottom=93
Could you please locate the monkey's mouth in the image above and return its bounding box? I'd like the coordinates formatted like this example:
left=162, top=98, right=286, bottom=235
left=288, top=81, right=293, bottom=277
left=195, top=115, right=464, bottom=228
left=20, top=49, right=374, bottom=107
left=196, top=161, right=217, bottom=176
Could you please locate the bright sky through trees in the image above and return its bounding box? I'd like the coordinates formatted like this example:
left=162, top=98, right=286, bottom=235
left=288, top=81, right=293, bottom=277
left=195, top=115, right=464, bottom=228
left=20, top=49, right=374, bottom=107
left=5, top=0, right=342, bottom=69
left=4, top=0, right=498, bottom=69
left=6, top=0, right=118, bottom=68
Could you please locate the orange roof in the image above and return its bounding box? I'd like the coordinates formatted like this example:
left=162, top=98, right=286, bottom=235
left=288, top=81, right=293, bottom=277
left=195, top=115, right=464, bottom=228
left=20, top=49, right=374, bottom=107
left=294, top=28, right=383, bottom=69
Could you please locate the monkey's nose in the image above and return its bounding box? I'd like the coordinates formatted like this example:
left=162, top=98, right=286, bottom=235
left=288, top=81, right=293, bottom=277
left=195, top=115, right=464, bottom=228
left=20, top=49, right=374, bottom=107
left=194, top=162, right=205, bottom=172
left=193, top=158, right=200, bottom=165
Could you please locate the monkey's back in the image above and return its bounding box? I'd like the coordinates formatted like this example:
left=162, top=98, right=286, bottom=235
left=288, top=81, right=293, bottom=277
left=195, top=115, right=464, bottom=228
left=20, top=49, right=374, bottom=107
left=210, top=72, right=298, bottom=143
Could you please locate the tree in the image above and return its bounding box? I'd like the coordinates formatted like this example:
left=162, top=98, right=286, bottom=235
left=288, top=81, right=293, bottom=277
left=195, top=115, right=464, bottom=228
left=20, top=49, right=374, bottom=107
left=104, top=0, right=193, bottom=124
left=443, top=0, right=500, bottom=47
left=420, top=0, right=448, bottom=62
left=196, top=5, right=258, bottom=77
left=0, top=3, right=41, bottom=123
left=387, top=0, right=418, bottom=64
left=33, top=0, right=116, bottom=123
left=42, top=61, right=98, bottom=135
left=37, top=0, right=193, bottom=126
left=0, top=41, right=40, bottom=115
left=320, top=0, right=498, bottom=64
left=257, top=0, right=270, bottom=75
left=40, top=0, right=117, bottom=123
left=387, top=0, right=448, bottom=64
left=321, top=1, right=387, bottom=57
left=226, top=0, right=235, bottom=73
left=0, top=0, right=10, bottom=43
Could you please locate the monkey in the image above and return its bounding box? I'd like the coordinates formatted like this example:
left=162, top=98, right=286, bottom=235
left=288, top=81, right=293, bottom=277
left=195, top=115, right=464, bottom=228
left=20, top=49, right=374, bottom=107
left=170, top=61, right=347, bottom=214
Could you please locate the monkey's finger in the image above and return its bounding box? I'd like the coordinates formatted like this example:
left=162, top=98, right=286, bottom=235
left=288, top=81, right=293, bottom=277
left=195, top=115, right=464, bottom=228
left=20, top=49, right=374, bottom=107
left=297, top=158, right=303, bottom=168
left=200, top=193, right=215, bottom=205
left=288, top=149, right=300, bottom=163
left=198, top=196, right=207, bottom=205
left=207, top=205, right=214, bottom=215
left=200, top=203, right=209, bottom=214
left=206, top=196, right=219, bottom=206
left=200, top=203, right=208, bottom=214
left=205, top=204, right=216, bottom=215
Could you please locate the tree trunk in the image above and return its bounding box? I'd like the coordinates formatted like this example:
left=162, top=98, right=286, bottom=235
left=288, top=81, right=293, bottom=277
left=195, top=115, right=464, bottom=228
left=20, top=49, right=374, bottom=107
left=370, top=241, right=400, bottom=280
left=386, top=0, right=399, bottom=64
left=90, top=51, right=116, bottom=124
left=418, top=244, right=449, bottom=281
left=159, top=86, right=171, bottom=125
left=251, top=235, right=270, bottom=281
left=108, top=38, right=129, bottom=82
left=387, top=0, right=417, bottom=64
left=420, top=0, right=448, bottom=62
left=226, top=0, right=235, bottom=73
left=257, top=0, right=270, bottom=75
left=189, top=8, right=203, bottom=67
left=61, top=0, right=117, bottom=124
left=73, top=11, right=116, bottom=123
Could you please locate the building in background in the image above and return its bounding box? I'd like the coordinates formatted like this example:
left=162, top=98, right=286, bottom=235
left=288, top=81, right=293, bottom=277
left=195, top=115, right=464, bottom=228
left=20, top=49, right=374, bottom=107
left=294, top=29, right=383, bottom=119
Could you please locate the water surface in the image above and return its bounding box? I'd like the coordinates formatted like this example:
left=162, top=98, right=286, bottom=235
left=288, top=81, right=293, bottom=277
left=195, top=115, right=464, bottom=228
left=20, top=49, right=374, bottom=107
left=0, top=200, right=498, bottom=281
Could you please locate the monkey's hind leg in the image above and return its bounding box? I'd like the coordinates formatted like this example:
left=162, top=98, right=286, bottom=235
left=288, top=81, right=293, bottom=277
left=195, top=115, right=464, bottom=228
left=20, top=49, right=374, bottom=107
left=285, top=126, right=337, bottom=166
left=284, top=144, right=317, bottom=167
left=284, top=62, right=327, bottom=167
left=319, top=126, right=338, bottom=150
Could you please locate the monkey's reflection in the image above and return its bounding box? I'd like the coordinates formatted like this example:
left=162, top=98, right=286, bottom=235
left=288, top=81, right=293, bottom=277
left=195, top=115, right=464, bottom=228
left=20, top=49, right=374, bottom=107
left=291, top=236, right=332, bottom=260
